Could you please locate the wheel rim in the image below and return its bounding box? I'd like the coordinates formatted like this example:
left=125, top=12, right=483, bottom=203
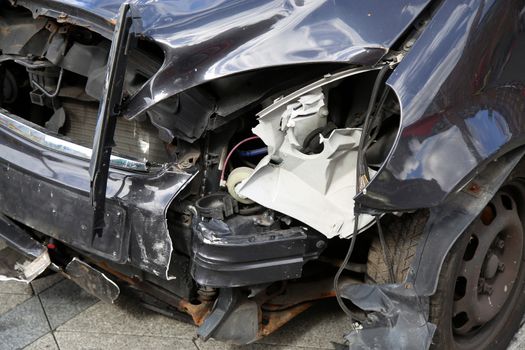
left=452, top=190, right=524, bottom=336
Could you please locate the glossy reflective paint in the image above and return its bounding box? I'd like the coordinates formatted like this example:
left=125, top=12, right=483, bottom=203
left=0, top=108, right=148, bottom=171
left=0, top=116, right=195, bottom=279
left=18, top=0, right=432, bottom=119
left=357, top=0, right=525, bottom=210
left=16, top=0, right=525, bottom=215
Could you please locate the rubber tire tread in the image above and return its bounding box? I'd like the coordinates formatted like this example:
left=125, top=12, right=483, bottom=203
left=366, top=211, right=428, bottom=284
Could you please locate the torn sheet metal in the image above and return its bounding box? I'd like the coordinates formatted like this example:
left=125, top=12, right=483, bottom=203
left=341, top=284, right=436, bottom=350
left=238, top=88, right=373, bottom=238
left=65, top=258, right=120, bottom=304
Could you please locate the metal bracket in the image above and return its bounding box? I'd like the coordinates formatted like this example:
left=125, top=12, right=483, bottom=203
left=89, top=3, right=134, bottom=240
left=197, top=288, right=239, bottom=341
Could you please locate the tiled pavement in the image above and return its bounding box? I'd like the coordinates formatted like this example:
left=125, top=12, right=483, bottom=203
left=0, top=234, right=352, bottom=350
left=0, top=234, right=524, bottom=350
left=0, top=274, right=351, bottom=350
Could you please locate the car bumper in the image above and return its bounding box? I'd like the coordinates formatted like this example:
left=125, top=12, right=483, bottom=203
left=0, top=107, right=195, bottom=279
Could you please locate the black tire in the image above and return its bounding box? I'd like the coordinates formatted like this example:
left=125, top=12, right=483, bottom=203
left=367, top=210, right=428, bottom=284
left=367, top=183, right=525, bottom=350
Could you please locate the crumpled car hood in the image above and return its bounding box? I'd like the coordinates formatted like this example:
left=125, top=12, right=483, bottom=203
left=20, top=0, right=432, bottom=118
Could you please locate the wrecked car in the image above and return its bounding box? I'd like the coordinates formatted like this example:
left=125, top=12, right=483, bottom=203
left=1, top=0, right=525, bottom=348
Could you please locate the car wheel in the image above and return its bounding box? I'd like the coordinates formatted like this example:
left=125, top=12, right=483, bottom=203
left=367, top=181, right=525, bottom=350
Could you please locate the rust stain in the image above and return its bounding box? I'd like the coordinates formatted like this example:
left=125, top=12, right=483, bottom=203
left=96, top=261, right=331, bottom=335
left=263, top=290, right=335, bottom=311
left=96, top=261, right=212, bottom=325
left=97, top=261, right=139, bottom=284
left=259, top=303, right=313, bottom=337
left=92, top=261, right=140, bottom=285
left=262, top=277, right=356, bottom=310
left=468, top=182, right=481, bottom=194
left=481, top=204, right=496, bottom=225
left=177, top=299, right=212, bottom=325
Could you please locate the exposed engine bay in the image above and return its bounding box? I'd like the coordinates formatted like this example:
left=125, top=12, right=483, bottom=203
left=7, top=0, right=525, bottom=348
left=0, top=6, right=168, bottom=164
left=0, top=3, right=402, bottom=342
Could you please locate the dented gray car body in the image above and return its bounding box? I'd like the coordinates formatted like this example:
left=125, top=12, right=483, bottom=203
left=1, top=0, right=525, bottom=348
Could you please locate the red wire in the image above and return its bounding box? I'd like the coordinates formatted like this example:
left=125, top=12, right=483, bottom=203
left=220, top=135, right=260, bottom=185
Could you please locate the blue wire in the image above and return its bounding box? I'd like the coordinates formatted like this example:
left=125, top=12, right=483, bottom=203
left=237, top=147, right=268, bottom=157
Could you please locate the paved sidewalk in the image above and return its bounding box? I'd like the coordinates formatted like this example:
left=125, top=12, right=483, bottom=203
left=0, top=233, right=524, bottom=350
left=0, top=273, right=352, bottom=350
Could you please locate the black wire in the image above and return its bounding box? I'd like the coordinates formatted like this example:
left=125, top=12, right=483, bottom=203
left=334, top=214, right=360, bottom=327
left=366, top=88, right=390, bottom=145
left=357, top=65, right=391, bottom=185
left=333, top=64, right=392, bottom=329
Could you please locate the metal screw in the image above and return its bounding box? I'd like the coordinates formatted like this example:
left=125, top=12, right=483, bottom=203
left=496, top=239, right=505, bottom=249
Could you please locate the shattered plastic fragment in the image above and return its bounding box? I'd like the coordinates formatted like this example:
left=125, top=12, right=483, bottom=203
left=341, top=284, right=436, bottom=350
left=238, top=89, right=374, bottom=238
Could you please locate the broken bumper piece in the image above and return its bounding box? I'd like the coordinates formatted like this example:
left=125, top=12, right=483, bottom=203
left=341, top=284, right=436, bottom=350
left=0, top=214, right=50, bottom=282
left=190, top=193, right=326, bottom=288
left=0, top=214, right=120, bottom=302
left=65, top=258, right=120, bottom=304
